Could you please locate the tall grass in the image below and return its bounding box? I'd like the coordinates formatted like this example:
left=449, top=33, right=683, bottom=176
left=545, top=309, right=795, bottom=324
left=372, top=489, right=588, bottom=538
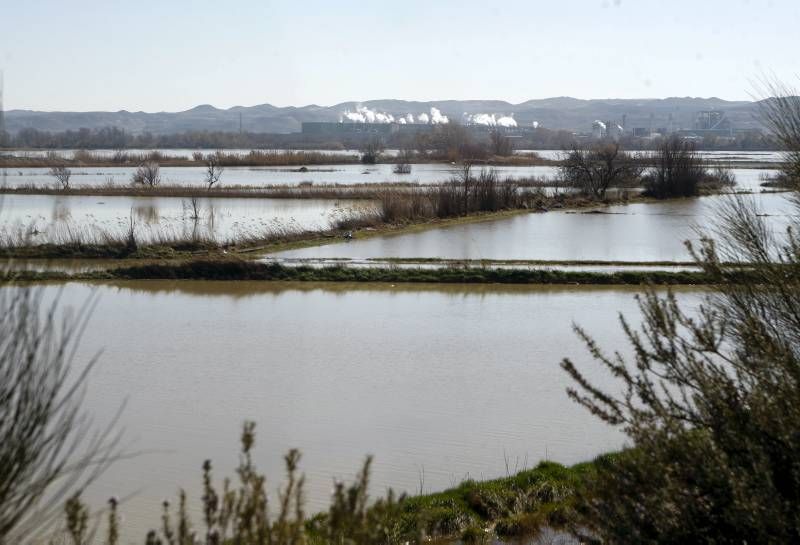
left=0, top=206, right=381, bottom=259
left=376, top=167, right=543, bottom=222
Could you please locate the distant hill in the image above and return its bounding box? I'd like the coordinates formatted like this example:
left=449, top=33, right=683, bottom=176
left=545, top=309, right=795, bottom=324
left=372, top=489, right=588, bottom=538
left=4, top=97, right=763, bottom=135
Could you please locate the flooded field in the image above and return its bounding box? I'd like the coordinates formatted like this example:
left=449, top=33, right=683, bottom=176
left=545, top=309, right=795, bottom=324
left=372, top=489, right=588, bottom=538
left=0, top=193, right=373, bottom=243
left=3, top=148, right=786, bottom=164
left=16, top=281, right=703, bottom=541
left=0, top=163, right=561, bottom=188
left=0, top=164, right=780, bottom=190
left=275, top=193, right=796, bottom=262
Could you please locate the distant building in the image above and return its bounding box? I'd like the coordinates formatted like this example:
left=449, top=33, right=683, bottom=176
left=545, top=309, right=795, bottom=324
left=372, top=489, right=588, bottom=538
left=676, top=110, right=734, bottom=138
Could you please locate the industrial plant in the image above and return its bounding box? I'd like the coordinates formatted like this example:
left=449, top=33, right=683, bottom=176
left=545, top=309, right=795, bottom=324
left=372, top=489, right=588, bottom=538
left=300, top=102, right=755, bottom=147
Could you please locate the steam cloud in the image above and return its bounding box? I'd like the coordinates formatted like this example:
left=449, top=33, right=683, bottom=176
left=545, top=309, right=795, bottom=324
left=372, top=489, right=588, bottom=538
left=339, top=106, right=449, bottom=124
left=463, top=113, right=518, bottom=128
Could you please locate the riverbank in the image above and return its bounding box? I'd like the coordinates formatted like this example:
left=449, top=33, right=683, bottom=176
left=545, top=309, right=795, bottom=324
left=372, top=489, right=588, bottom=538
left=306, top=458, right=595, bottom=543
left=1, top=259, right=725, bottom=285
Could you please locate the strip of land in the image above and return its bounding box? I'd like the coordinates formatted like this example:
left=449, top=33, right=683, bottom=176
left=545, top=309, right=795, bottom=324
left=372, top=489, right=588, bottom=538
left=0, top=259, right=733, bottom=285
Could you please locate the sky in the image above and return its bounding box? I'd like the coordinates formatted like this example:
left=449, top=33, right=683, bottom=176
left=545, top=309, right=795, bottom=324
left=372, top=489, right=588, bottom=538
left=1, top=0, right=798, bottom=112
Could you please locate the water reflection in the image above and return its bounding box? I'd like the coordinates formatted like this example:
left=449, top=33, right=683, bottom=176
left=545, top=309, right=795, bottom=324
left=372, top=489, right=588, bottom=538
left=0, top=194, right=373, bottom=244
left=133, top=203, right=160, bottom=224
left=16, top=281, right=700, bottom=541
left=276, top=193, right=797, bottom=262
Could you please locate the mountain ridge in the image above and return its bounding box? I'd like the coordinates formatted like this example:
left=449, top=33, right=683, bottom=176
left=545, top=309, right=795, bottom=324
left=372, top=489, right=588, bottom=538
left=4, top=97, right=763, bottom=135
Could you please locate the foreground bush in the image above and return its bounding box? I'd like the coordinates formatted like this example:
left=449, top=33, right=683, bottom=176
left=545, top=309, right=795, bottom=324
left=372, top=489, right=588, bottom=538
left=62, top=422, right=589, bottom=545
left=562, top=194, right=800, bottom=542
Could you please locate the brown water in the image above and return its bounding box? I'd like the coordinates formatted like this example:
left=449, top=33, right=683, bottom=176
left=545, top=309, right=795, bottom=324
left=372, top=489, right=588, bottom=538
left=0, top=163, right=777, bottom=190
left=13, top=281, right=702, bottom=543
left=274, top=193, right=796, bottom=262
left=0, top=194, right=373, bottom=244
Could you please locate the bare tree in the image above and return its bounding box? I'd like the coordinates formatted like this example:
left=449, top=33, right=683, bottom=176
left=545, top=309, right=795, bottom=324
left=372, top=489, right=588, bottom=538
left=642, top=136, right=706, bottom=198
left=489, top=130, right=514, bottom=157
left=756, top=77, right=800, bottom=187
left=0, top=289, right=120, bottom=544
left=560, top=142, right=641, bottom=199
left=183, top=196, right=203, bottom=221
left=204, top=155, right=224, bottom=189
left=48, top=165, right=72, bottom=191
left=359, top=138, right=384, bottom=165
left=392, top=147, right=413, bottom=175
left=131, top=161, right=161, bottom=187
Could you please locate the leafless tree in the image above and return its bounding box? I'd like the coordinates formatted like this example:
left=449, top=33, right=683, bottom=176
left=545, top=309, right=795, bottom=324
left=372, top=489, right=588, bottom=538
left=0, top=289, right=121, bottom=544
left=489, top=130, right=514, bottom=157
left=392, top=148, right=413, bottom=174
left=204, top=155, right=224, bottom=189
left=48, top=165, right=72, bottom=190
left=560, top=142, right=641, bottom=199
left=642, top=136, right=706, bottom=198
left=131, top=161, right=161, bottom=187
left=359, top=138, right=384, bottom=165
left=756, top=77, right=800, bottom=187
left=183, top=196, right=203, bottom=221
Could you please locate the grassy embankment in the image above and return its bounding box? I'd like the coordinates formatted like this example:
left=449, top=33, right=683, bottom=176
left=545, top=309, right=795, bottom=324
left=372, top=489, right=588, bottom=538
left=0, top=259, right=725, bottom=285
left=309, top=459, right=595, bottom=543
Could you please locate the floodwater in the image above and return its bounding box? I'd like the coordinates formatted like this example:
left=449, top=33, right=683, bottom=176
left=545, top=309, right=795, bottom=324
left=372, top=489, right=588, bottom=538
left=0, top=163, right=560, bottom=188
left=275, top=193, right=797, bottom=262
left=4, top=148, right=787, bottom=164
left=13, top=281, right=702, bottom=542
left=0, top=194, right=374, bottom=243
left=1, top=148, right=365, bottom=159
left=0, top=164, right=780, bottom=190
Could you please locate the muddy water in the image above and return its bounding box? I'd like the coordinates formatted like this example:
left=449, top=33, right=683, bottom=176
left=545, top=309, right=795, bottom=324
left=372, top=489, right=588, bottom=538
left=0, top=194, right=373, bottom=243
left=4, top=148, right=787, bottom=164
left=0, top=163, right=561, bottom=188
left=275, top=193, right=797, bottom=262
left=10, top=281, right=703, bottom=542
left=0, top=164, right=774, bottom=193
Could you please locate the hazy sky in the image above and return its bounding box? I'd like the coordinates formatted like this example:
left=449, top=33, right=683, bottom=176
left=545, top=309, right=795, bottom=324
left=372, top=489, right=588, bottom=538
left=1, top=0, right=798, bottom=112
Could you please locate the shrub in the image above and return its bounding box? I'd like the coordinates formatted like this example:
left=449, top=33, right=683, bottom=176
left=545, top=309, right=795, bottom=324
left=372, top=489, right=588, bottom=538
left=562, top=194, right=800, bottom=542
left=642, top=137, right=706, bottom=198
left=560, top=143, right=641, bottom=198
left=131, top=161, right=161, bottom=187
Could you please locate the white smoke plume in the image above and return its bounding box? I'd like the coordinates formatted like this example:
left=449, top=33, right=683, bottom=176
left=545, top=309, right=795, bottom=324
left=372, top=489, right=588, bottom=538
left=429, top=107, right=449, bottom=124
left=466, top=113, right=496, bottom=126
left=464, top=113, right=517, bottom=127
left=496, top=115, right=517, bottom=128
left=532, top=121, right=539, bottom=129
left=340, top=105, right=395, bottom=124
left=592, top=120, right=607, bottom=130
left=339, top=106, right=449, bottom=125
